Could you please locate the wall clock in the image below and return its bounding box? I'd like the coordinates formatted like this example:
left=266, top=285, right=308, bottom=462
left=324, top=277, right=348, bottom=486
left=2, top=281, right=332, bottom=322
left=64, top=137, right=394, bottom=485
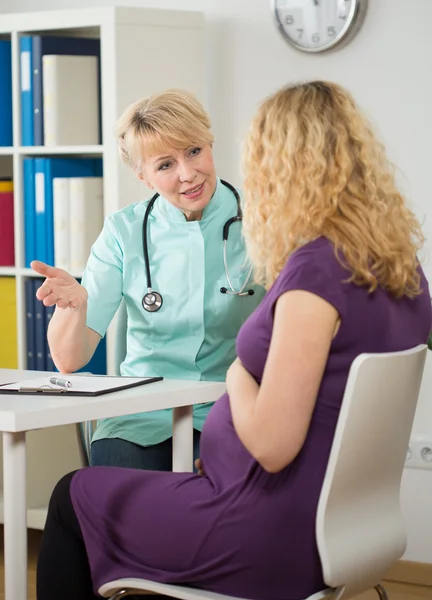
left=272, top=0, right=368, bottom=53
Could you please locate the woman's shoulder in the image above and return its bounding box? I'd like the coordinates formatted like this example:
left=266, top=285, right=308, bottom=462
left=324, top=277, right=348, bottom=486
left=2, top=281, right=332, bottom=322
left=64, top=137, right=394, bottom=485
left=292, top=236, right=334, bottom=256
left=279, top=237, right=352, bottom=291
left=269, top=237, right=349, bottom=316
left=286, top=237, right=339, bottom=273
left=105, top=198, right=150, bottom=230
left=110, top=198, right=150, bottom=220
left=96, top=199, right=151, bottom=249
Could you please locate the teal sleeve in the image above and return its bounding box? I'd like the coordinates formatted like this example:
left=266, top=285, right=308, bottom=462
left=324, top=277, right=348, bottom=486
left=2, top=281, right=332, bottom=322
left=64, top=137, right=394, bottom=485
left=81, top=216, right=124, bottom=338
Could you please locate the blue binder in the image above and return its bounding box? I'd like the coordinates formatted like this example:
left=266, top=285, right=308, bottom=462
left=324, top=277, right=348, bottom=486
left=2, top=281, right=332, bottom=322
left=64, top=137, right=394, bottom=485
left=34, top=157, right=48, bottom=264
left=33, top=279, right=46, bottom=371
left=0, top=40, right=12, bottom=147
left=23, top=158, right=36, bottom=267
left=32, top=35, right=101, bottom=146
left=19, top=36, right=33, bottom=146
left=24, top=278, right=35, bottom=369
left=44, top=304, right=55, bottom=371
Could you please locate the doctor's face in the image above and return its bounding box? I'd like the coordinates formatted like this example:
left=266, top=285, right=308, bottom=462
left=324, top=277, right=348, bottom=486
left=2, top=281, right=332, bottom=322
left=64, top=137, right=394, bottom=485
left=139, top=144, right=217, bottom=221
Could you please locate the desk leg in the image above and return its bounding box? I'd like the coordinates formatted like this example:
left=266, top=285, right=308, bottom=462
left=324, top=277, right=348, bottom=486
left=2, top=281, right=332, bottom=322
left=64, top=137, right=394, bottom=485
left=3, top=431, right=27, bottom=600
left=172, top=406, right=193, bottom=472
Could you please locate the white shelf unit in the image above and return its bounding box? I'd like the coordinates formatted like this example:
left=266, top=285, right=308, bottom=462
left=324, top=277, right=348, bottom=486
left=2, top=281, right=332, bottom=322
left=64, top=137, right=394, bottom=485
left=0, top=6, right=204, bottom=529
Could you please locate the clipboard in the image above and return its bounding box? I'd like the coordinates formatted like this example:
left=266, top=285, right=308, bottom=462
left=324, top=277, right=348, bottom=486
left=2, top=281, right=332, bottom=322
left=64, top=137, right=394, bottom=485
left=0, top=374, right=163, bottom=396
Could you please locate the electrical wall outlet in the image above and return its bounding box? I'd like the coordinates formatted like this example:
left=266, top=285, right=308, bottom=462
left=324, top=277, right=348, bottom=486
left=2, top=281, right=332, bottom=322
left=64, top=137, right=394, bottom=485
left=405, top=434, right=432, bottom=470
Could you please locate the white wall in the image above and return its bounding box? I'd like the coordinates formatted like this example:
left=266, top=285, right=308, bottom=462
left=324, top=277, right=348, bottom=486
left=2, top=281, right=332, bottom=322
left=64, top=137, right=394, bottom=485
left=1, top=0, right=431, bottom=562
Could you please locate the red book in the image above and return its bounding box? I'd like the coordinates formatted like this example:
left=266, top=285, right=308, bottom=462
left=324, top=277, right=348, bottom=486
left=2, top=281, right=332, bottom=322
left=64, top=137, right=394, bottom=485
left=0, top=180, right=14, bottom=266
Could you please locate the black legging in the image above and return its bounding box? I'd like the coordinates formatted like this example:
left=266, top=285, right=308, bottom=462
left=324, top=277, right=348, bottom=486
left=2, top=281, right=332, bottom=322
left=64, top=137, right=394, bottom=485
left=37, top=471, right=99, bottom=599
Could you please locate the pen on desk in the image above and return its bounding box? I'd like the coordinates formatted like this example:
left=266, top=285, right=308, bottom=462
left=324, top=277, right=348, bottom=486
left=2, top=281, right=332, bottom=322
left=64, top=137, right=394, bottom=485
left=49, top=377, right=72, bottom=389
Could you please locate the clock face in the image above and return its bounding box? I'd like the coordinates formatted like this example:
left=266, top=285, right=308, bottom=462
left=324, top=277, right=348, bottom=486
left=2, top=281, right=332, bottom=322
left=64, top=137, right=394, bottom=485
left=272, top=0, right=366, bottom=53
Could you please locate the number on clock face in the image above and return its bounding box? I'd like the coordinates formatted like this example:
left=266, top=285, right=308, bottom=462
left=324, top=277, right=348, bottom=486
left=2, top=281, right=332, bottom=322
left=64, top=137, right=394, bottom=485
left=274, top=0, right=358, bottom=53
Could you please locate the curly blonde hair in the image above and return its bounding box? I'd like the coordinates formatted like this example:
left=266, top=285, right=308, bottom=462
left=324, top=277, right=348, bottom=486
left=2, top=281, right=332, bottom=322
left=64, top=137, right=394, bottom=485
left=242, top=81, right=424, bottom=297
left=116, top=89, right=214, bottom=171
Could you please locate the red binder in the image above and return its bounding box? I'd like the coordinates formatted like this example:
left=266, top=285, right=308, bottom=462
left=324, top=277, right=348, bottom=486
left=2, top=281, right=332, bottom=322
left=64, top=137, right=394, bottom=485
left=0, top=180, right=14, bottom=266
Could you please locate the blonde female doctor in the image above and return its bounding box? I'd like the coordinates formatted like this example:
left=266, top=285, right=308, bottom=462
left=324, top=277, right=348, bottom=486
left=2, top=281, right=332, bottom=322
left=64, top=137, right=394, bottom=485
left=31, top=89, right=264, bottom=471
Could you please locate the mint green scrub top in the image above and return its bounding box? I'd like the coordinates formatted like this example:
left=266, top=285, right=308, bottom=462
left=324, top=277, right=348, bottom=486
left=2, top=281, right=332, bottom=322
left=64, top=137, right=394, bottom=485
left=82, top=178, right=264, bottom=447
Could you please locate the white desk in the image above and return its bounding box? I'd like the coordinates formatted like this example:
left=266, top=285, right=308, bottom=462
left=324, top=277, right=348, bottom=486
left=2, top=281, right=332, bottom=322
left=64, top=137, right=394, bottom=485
left=0, top=369, right=225, bottom=600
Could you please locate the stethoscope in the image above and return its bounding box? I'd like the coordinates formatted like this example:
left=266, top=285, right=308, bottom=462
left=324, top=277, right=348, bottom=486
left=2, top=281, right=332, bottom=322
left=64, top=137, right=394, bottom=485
left=142, top=179, right=254, bottom=312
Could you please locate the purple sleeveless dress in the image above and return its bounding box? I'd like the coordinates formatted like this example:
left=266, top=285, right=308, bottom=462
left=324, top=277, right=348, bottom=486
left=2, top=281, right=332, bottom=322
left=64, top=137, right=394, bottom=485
left=71, top=237, right=431, bottom=600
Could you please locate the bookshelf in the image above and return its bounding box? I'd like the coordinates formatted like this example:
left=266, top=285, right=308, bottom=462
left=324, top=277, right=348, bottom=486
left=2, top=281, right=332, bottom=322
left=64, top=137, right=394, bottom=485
left=0, top=5, right=204, bottom=529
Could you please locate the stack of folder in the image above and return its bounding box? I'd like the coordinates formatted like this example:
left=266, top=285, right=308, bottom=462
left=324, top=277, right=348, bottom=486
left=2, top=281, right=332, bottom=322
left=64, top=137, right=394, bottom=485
left=25, top=278, right=106, bottom=374
left=19, top=34, right=101, bottom=146
left=23, top=157, right=103, bottom=267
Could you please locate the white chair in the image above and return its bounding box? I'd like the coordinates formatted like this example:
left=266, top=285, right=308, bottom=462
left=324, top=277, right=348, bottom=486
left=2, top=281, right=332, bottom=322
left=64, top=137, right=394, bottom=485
left=98, top=344, right=428, bottom=600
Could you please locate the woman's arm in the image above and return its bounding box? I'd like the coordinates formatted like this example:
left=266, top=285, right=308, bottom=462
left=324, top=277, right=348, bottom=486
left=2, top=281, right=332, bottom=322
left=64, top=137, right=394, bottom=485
left=228, top=290, right=339, bottom=473
left=31, top=261, right=101, bottom=373
left=47, top=306, right=101, bottom=374
left=31, top=215, right=124, bottom=374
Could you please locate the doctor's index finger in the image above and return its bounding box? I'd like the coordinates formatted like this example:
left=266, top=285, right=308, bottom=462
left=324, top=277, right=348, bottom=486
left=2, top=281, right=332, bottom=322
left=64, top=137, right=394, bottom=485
left=31, top=260, right=63, bottom=279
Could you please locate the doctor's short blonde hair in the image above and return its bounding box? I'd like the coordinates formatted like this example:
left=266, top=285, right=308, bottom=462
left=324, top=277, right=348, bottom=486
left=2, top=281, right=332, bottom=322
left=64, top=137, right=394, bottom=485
left=116, top=89, right=214, bottom=170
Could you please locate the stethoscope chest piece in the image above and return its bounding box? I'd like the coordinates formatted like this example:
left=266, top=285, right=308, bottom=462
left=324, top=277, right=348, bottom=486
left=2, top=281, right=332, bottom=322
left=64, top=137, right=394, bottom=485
left=142, top=290, right=163, bottom=312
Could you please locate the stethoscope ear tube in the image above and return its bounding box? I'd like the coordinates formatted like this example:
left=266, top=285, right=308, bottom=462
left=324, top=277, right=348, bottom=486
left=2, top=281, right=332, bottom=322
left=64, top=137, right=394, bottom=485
left=222, top=216, right=242, bottom=241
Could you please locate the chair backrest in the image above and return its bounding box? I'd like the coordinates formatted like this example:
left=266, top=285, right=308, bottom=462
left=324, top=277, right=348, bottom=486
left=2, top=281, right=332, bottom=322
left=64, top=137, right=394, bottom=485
left=316, top=345, right=427, bottom=599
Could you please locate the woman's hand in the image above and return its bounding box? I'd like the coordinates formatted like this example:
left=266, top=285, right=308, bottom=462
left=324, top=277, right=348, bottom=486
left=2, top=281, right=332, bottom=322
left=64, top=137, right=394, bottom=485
left=226, top=357, right=253, bottom=397
left=31, top=261, right=88, bottom=310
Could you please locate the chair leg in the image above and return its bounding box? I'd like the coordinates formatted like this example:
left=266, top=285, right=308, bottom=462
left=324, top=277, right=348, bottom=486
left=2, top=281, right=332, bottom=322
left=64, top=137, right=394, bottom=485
left=108, top=590, right=129, bottom=600
left=374, top=584, right=389, bottom=600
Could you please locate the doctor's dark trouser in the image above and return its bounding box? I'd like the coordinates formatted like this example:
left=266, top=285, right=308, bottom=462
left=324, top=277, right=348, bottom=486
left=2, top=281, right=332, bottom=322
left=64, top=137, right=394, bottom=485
left=90, top=429, right=201, bottom=471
